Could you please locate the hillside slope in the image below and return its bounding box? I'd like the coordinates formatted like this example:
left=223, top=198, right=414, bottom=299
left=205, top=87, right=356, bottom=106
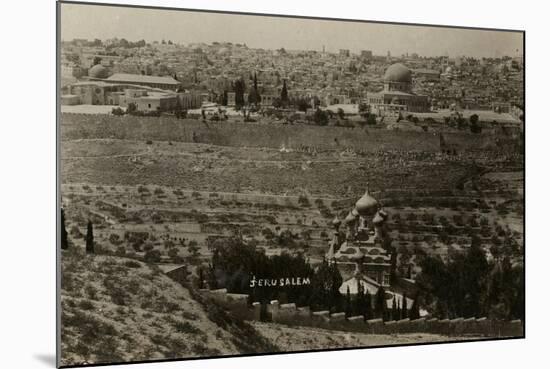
left=60, top=249, right=276, bottom=366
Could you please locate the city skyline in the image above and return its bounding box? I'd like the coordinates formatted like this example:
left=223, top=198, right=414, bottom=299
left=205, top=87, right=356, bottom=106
left=60, top=3, right=523, bottom=58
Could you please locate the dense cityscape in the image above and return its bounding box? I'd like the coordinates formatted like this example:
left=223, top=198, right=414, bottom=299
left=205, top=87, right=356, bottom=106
left=60, top=37, right=523, bottom=124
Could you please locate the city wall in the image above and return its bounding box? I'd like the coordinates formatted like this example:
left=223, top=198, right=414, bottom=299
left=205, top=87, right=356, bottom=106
left=195, top=288, right=523, bottom=337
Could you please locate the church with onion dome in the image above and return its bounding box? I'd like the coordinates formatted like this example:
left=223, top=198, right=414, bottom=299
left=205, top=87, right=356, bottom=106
left=367, top=63, right=430, bottom=117
left=326, top=186, right=393, bottom=290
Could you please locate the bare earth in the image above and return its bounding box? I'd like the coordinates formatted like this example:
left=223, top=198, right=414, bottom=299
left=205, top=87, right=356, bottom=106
left=252, top=322, right=482, bottom=351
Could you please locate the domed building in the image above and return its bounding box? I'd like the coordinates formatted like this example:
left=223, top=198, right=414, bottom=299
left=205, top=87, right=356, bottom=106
left=383, top=63, right=412, bottom=92
left=88, top=64, right=110, bottom=79
left=367, top=63, right=430, bottom=117
left=326, top=188, right=392, bottom=288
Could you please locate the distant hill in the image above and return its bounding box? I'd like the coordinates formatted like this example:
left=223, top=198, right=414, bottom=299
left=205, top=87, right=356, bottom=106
left=59, top=249, right=276, bottom=366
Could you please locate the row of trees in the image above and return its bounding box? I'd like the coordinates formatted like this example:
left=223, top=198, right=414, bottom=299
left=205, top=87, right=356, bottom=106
left=416, top=238, right=523, bottom=320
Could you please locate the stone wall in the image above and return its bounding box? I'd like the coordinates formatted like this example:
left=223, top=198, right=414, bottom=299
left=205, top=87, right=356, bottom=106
left=194, top=289, right=523, bottom=338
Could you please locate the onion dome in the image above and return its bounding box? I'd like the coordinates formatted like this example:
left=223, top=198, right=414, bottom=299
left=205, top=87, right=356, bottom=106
left=351, top=207, right=359, bottom=217
left=344, top=211, right=357, bottom=224
left=332, top=216, right=342, bottom=228
left=355, top=188, right=378, bottom=216
left=88, top=64, right=109, bottom=79
left=384, top=63, right=412, bottom=83
left=372, top=211, right=385, bottom=225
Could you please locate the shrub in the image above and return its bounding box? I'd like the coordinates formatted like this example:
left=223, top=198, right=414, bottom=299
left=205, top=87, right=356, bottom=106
left=78, top=299, right=95, bottom=311
left=173, top=321, right=201, bottom=334
left=109, top=233, right=123, bottom=245
left=298, top=195, right=310, bottom=207
left=115, top=245, right=126, bottom=257
left=124, top=260, right=142, bottom=269
left=144, top=249, right=162, bottom=263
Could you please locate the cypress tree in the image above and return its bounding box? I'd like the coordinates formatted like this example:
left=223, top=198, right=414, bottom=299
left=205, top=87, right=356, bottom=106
left=234, top=78, right=246, bottom=107
left=410, top=296, right=420, bottom=320
left=345, top=286, right=352, bottom=317
left=375, top=286, right=386, bottom=320
left=364, top=290, right=372, bottom=320
left=391, top=296, right=397, bottom=321
left=85, top=220, right=94, bottom=254
left=354, top=280, right=363, bottom=316
left=198, top=267, right=205, bottom=289
left=61, top=208, right=69, bottom=250
left=281, top=79, right=289, bottom=102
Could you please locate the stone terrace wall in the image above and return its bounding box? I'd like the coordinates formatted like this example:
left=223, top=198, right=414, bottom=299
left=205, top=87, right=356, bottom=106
left=194, top=289, right=523, bottom=338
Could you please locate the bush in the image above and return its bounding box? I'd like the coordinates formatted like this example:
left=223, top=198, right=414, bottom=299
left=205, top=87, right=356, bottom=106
left=115, top=245, right=126, bottom=256
left=173, top=320, right=201, bottom=334
left=124, top=260, right=141, bottom=269
left=313, top=109, right=329, bottom=126
left=298, top=195, right=310, bottom=207
left=78, top=299, right=95, bottom=311
left=109, top=233, right=123, bottom=245
left=144, top=249, right=162, bottom=263
left=111, top=107, right=125, bottom=116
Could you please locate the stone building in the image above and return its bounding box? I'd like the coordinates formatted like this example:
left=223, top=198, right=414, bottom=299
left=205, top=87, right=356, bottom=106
left=326, top=187, right=392, bottom=289
left=368, top=63, right=430, bottom=117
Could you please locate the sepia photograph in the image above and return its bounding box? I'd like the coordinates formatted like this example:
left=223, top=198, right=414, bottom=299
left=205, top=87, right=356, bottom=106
left=57, top=1, right=524, bottom=367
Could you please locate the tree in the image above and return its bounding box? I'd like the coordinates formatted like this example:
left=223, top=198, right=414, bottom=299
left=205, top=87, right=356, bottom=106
left=61, top=208, right=69, bottom=250
left=281, top=79, right=289, bottom=103
left=313, top=108, right=329, bottom=126
left=234, top=78, right=246, bottom=107
left=92, top=56, right=102, bottom=66
left=272, top=98, right=283, bottom=109
left=375, top=287, right=387, bottom=320
left=409, top=296, right=421, bottom=320
left=296, top=98, right=310, bottom=112
left=197, top=267, right=205, bottom=289
left=391, top=296, right=398, bottom=321
left=402, top=293, right=408, bottom=319
left=310, top=258, right=342, bottom=312
left=127, top=102, right=137, bottom=114
left=85, top=220, right=94, bottom=254
left=364, top=290, right=373, bottom=320
left=249, top=72, right=261, bottom=106
left=337, top=108, right=345, bottom=120
left=144, top=249, right=161, bottom=263
left=470, top=114, right=482, bottom=133
left=366, top=114, right=377, bottom=125
left=345, top=286, right=352, bottom=317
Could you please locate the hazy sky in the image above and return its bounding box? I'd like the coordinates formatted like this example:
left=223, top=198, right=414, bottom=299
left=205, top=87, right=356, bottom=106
left=60, top=3, right=523, bottom=58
